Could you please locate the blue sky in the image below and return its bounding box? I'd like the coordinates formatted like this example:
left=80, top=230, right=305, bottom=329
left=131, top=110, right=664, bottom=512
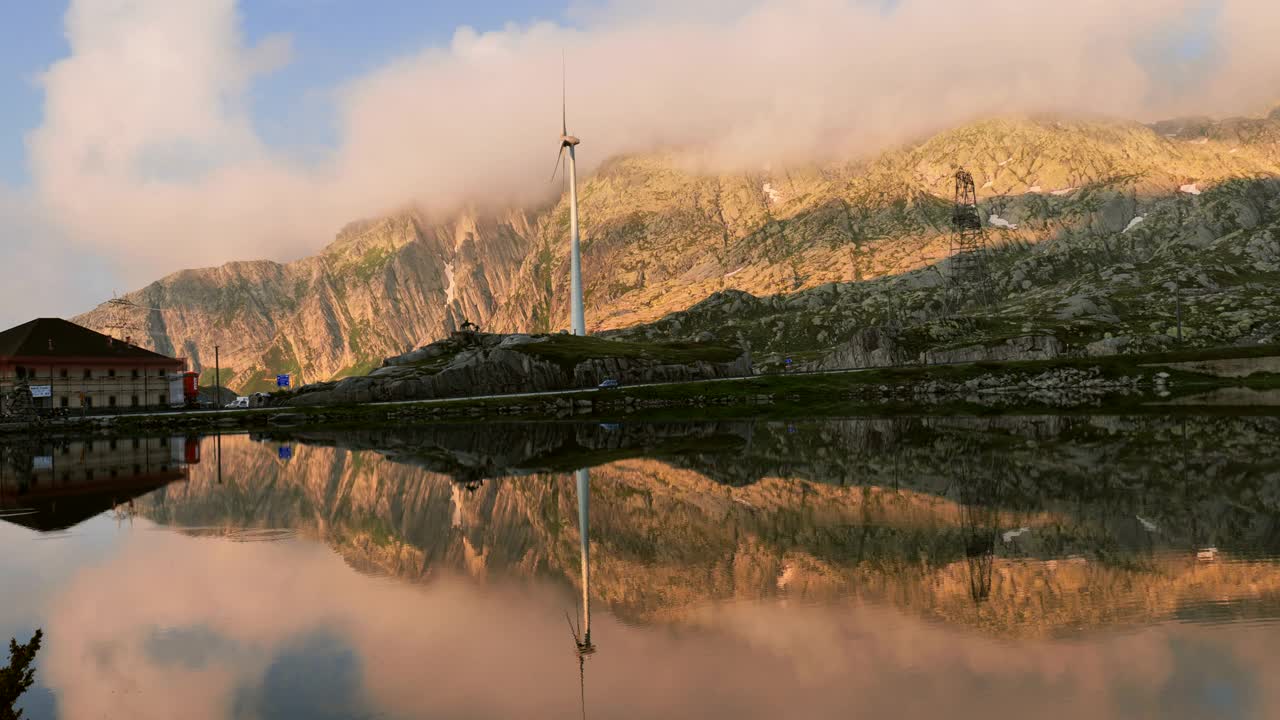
left=0, top=0, right=568, bottom=186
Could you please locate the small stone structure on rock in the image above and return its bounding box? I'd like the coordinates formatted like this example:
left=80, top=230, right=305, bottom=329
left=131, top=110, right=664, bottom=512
left=0, top=381, right=38, bottom=422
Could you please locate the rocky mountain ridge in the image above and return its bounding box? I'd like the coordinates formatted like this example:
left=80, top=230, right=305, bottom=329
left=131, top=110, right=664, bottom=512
left=74, top=112, right=1280, bottom=391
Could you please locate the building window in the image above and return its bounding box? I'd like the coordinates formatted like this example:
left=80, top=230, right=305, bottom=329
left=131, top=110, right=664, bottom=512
left=109, top=439, right=117, bottom=450
left=59, top=368, right=68, bottom=378
left=108, top=396, right=117, bottom=407
left=108, top=369, right=116, bottom=378
left=131, top=395, right=139, bottom=407
left=83, top=369, right=92, bottom=379
left=59, top=396, right=68, bottom=408
left=158, top=394, right=166, bottom=406
left=157, top=369, right=165, bottom=377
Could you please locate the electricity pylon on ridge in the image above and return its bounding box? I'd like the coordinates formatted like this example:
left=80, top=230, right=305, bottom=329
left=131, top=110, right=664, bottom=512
left=948, top=169, right=993, bottom=300
left=101, top=294, right=145, bottom=341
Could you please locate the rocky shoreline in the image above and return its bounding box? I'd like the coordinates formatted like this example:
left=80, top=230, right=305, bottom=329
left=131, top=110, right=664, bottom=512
left=2, top=342, right=1276, bottom=438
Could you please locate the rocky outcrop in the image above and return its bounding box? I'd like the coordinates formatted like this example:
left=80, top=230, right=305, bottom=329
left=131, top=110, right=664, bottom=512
left=286, top=332, right=752, bottom=406
left=814, top=330, right=1062, bottom=370
left=920, top=335, right=1064, bottom=364
left=816, top=327, right=906, bottom=370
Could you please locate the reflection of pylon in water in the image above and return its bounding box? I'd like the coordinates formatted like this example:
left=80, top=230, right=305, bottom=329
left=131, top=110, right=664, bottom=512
left=111, top=499, right=136, bottom=528
left=956, top=454, right=1001, bottom=604
left=949, top=169, right=993, bottom=302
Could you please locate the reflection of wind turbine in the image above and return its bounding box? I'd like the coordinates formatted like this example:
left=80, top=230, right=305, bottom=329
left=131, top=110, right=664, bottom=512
left=551, top=58, right=586, bottom=336
left=565, top=467, right=595, bottom=719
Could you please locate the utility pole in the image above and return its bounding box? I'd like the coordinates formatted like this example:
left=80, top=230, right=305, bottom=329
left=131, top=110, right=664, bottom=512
left=214, top=345, right=220, bottom=411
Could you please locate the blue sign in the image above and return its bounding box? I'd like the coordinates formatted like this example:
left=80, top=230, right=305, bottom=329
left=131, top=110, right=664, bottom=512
left=278, top=446, right=293, bottom=460
left=785, top=357, right=793, bottom=365
left=276, top=374, right=290, bottom=388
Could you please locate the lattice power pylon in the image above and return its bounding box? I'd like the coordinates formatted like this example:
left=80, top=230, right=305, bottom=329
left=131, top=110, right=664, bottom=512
left=949, top=169, right=992, bottom=292
left=102, top=295, right=143, bottom=341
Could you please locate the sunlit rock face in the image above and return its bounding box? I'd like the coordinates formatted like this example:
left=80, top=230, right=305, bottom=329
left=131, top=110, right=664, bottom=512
left=134, top=415, right=1280, bottom=638
left=75, top=115, right=1280, bottom=388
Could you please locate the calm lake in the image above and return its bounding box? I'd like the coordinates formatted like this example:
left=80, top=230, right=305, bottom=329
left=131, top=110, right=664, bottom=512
left=2, top=415, right=1279, bottom=719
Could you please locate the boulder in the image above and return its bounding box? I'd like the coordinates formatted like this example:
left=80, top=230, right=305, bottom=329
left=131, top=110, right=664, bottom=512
left=817, top=327, right=905, bottom=370
left=1093, top=194, right=1137, bottom=235
left=1086, top=336, right=1132, bottom=357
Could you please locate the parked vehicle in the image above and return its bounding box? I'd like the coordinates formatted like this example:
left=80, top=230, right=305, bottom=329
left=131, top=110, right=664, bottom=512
left=597, top=378, right=619, bottom=389
left=225, top=396, right=250, bottom=409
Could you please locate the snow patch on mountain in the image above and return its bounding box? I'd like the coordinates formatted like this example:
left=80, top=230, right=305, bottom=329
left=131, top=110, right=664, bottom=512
left=763, top=182, right=783, bottom=204
left=444, top=262, right=457, bottom=304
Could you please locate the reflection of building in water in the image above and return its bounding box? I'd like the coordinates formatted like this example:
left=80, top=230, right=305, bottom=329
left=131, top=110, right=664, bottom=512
left=569, top=468, right=595, bottom=719
left=0, top=436, right=195, bottom=531
left=956, top=455, right=1002, bottom=604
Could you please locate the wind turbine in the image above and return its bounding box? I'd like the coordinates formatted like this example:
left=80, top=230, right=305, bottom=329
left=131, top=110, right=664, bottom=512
left=552, top=60, right=586, bottom=336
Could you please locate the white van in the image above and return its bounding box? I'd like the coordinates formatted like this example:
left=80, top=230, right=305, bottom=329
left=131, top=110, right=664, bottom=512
left=224, top=396, right=250, bottom=409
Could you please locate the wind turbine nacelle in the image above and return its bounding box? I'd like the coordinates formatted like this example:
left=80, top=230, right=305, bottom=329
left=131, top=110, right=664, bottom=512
left=561, top=135, right=581, bottom=147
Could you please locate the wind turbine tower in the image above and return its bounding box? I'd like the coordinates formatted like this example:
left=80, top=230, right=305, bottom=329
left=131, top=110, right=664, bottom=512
left=554, top=64, right=586, bottom=336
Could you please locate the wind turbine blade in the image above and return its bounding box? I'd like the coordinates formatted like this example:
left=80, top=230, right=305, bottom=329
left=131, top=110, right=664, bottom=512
left=561, top=51, right=568, bottom=136
left=550, top=146, right=566, bottom=182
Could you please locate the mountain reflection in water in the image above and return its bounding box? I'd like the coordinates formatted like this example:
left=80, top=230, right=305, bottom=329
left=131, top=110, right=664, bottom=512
left=1, top=415, right=1278, bottom=719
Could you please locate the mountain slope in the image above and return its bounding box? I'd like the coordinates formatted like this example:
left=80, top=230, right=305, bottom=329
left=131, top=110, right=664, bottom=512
left=75, top=113, right=1280, bottom=390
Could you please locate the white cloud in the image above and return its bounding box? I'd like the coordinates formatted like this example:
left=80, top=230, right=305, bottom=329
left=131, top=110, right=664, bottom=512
left=0, top=186, right=115, bottom=329
left=6, top=0, right=1280, bottom=321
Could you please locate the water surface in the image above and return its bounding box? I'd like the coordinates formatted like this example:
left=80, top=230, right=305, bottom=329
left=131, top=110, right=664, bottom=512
left=3, top=415, right=1279, bottom=719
